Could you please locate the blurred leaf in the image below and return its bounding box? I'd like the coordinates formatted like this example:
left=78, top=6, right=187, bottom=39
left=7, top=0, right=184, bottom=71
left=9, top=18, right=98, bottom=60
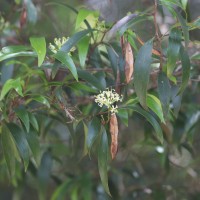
left=6, top=123, right=30, bottom=170
left=117, top=108, right=128, bottom=126
left=98, top=127, right=111, bottom=195
left=24, top=0, right=38, bottom=24
left=133, top=39, right=153, bottom=109
left=77, top=36, right=90, bottom=68
left=126, top=105, right=163, bottom=144
left=124, top=42, right=134, bottom=83
left=109, top=114, right=118, bottom=159
left=69, top=82, right=97, bottom=93
left=0, top=50, right=36, bottom=62
left=28, top=112, right=39, bottom=132
left=76, top=9, right=98, bottom=29
left=158, top=72, right=171, bottom=117
left=15, top=107, right=30, bottom=133
left=25, top=130, right=40, bottom=166
left=54, top=52, right=78, bottom=81
left=147, top=94, right=165, bottom=123
left=1, top=125, right=16, bottom=177
left=171, top=85, right=182, bottom=118
left=51, top=179, right=72, bottom=200
left=178, top=45, right=190, bottom=94
left=106, top=46, right=119, bottom=78
left=30, top=37, right=46, bottom=67
left=105, top=14, right=142, bottom=41
left=60, top=29, right=93, bottom=53
left=31, top=95, right=50, bottom=108
left=159, top=0, right=184, bottom=10
left=77, top=69, right=105, bottom=90
left=167, top=27, right=182, bottom=79
left=0, top=78, right=24, bottom=100
left=87, top=117, right=101, bottom=152
left=37, top=151, right=52, bottom=199
left=119, top=15, right=150, bottom=36
left=1, top=46, right=31, bottom=54
left=176, top=12, right=189, bottom=48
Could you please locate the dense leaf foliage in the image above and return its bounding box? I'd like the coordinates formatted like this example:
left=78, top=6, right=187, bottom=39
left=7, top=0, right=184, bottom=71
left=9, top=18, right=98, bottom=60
left=0, top=0, right=200, bottom=199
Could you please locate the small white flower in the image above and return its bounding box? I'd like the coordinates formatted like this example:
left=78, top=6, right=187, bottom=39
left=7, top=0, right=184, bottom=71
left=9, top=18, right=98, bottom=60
left=49, top=36, right=75, bottom=54
left=95, top=88, right=123, bottom=114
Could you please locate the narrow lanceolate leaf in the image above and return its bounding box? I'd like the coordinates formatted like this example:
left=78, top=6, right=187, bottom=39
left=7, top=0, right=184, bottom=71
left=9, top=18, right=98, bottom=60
left=7, top=123, right=30, bottom=170
left=176, top=12, right=189, bottom=48
left=25, top=130, right=40, bottom=166
left=15, top=107, right=30, bottom=133
left=60, top=29, right=93, bottom=53
left=133, top=40, right=153, bottom=109
left=30, top=37, right=46, bottom=67
left=158, top=72, right=171, bottom=117
left=98, top=127, right=111, bottom=195
left=77, top=69, right=105, bottom=90
left=77, top=36, right=90, bottom=68
left=178, top=45, right=190, bottom=94
left=167, top=27, right=182, bottom=79
left=126, top=105, right=163, bottom=144
left=124, top=42, right=134, bottom=83
left=87, top=117, right=101, bottom=152
left=109, top=114, right=119, bottom=159
left=54, top=51, right=78, bottom=81
left=28, top=112, right=39, bottom=132
left=1, top=125, right=16, bottom=177
left=147, top=94, right=165, bottom=123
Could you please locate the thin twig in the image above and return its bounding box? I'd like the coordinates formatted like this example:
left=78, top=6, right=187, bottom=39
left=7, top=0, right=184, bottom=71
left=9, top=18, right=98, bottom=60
left=153, top=0, right=164, bottom=70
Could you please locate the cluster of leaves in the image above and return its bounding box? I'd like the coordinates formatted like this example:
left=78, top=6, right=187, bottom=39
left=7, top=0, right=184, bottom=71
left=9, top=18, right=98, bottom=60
left=0, top=0, right=200, bottom=199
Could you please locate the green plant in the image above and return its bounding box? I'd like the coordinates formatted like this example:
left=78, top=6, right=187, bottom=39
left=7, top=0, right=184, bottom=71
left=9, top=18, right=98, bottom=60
left=0, top=0, right=200, bottom=199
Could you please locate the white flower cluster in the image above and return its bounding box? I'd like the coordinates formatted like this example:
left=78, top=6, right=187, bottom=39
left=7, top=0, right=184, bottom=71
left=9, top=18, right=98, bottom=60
left=49, top=37, right=67, bottom=53
left=49, top=37, right=76, bottom=54
left=95, top=88, right=123, bottom=114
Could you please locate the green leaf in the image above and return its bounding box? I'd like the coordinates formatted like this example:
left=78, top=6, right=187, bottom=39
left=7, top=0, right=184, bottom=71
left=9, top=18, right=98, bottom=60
left=118, top=15, right=150, bottom=36
left=31, top=95, right=50, bottom=108
left=29, top=112, right=39, bottom=132
left=51, top=179, right=72, bottom=200
left=15, top=107, right=30, bottom=133
left=178, top=45, right=190, bottom=94
left=117, top=109, right=128, bottom=127
left=0, top=78, right=24, bottom=100
left=7, top=123, right=30, bottom=170
left=1, top=45, right=31, bottom=54
left=54, top=52, right=78, bottom=81
left=59, top=29, right=93, bottom=53
left=69, top=82, right=97, bottom=93
left=24, top=0, right=38, bottom=24
left=147, top=94, right=165, bottom=123
left=159, top=0, right=184, bottom=10
left=87, top=117, right=101, bottom=152
left=77, top=36, right=90, bottom=68
left=176, top=12, right=189, bottom=48
left=0, top=50, right=37, bottom=62
left=157, top=72, right=171, bottom=117
left=77, top=69, right=105, bottom=90
left=106, top=46, right=119, bottom=78
left=126, top=105, right=163, bottom=144
left=98, top=127, right=111, bottom=195
left=37, top=151, right=52, bottom=198
left=167, top=27, right=182, bottom=78
left=30, top=37, right=46, bottom=67
left=133, top=39, right=153, bottom=109
left=76, top=9, right=98, bottom=29
left=25, top=130, right=40, bottom=166
left=1, top=125, right=17, bottom=177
